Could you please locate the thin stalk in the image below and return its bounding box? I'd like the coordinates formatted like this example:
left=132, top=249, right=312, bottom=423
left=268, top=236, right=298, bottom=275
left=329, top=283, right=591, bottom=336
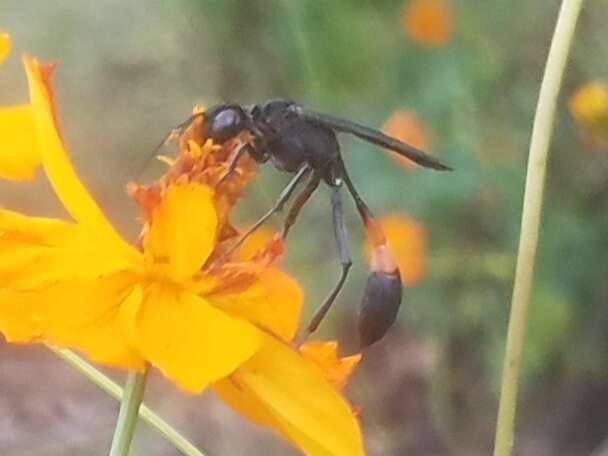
left=493, top=1, right=585, bottom=456
left=48, top=346, right=206, bottom=456
left=109, top=370, right=148, bottom=456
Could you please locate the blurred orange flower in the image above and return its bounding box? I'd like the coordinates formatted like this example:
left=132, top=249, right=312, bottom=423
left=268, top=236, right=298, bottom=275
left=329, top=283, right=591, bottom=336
left=401, top=0, right=454, bottom=47
left=569, top=81, right=608, bottom=148
left=0, top=32, right=40, bottom=180
left=364, top=213, right=426, bottom=285
left=0, top=55, right=365, bottom=455
left=382, top=109, right=432, bottom=170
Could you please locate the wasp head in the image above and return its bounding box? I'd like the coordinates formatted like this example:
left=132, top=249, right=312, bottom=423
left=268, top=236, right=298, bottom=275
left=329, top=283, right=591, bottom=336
left=202, top=104, right=250, bottom=144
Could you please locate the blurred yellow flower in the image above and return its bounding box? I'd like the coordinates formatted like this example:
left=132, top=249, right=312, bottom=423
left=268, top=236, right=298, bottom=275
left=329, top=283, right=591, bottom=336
left=382, top=109, right=432, bottom=170
left=569, top=81, right=608, bottom=147
left=401, top=0, right=454, bottom=47
left=0, top=105, right=40, bottom=180
left=364, top=213, right=426, bottom=285
left=0, top=32, right=10, bottom=64
left=0, top=32, right=41, bottom=180
left=1, top=55, right=365, bottom=455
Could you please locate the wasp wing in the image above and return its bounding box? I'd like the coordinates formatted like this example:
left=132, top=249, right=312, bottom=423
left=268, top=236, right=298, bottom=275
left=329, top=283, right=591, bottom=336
left=299, top=109, right=452, bottom=171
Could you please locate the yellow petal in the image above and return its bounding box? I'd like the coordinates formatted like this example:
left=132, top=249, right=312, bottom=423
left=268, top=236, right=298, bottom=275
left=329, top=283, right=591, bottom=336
left=236, top=226, right=277, bottom=261
left=0, top=272, right=143, bottom=369
left=144, top=183, right=217, bottom=280
left=120, top=285, right=259, bottom=393
left=214, top=334, right=364, bottom=456
left=0, top=32, right=10, bottom=64
left=0, top=207, right=77, bottom=245
left=21, top=54, right=139, bottom=264
left=0, top=105, right=41, bottom=180
left=0, top=209, right=135, bottom=290
left=208, top=268, right=302, bottom=341
left=214, top=375, right=285, bottom=430
left=299, top=341, right=361, bottom=392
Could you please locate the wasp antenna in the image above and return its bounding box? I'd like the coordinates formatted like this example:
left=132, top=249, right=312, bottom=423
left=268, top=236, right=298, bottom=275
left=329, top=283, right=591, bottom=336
left=299, top=109, right=453, bottom=171
left=135, top=112, right=204, bottom=180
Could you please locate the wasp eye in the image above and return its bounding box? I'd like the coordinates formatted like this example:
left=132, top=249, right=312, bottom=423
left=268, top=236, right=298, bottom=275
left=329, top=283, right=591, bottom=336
left=204, top=105, right=247, bottom=144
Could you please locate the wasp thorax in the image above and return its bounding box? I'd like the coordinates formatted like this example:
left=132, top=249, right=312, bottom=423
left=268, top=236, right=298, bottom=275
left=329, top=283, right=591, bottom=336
left=358, top=244, right=403, bottom=347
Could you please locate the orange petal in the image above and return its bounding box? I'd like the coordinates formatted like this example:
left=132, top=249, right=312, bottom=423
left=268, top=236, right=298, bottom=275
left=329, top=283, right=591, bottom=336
left=120, top=285, right=259, bottom=393
left=144, top=183, right=217, bottom=281
left=401, top=0, right=453, bottom=47
left=299, top=341, right=361, bottom=391
left=214, top=334, right=364, bottom=456
left=0, top=105, right=41, bottom=180
left=363, top=213, right=426, bottom=284
left=208, top=268, right=303, bottom=341
left=21, top=54, right=140, bottom=264
left=0, top=208, right=135, bottom=290
left=0, top=272, right=143, bottom=369
left=0, top=32, right=10, bottom=64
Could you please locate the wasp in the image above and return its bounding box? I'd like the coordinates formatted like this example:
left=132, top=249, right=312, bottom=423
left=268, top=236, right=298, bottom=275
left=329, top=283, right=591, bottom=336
left=159, top=99, right=451, bottom=346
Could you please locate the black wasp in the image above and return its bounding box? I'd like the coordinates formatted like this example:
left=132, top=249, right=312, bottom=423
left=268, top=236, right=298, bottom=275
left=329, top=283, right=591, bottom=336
left=160, top=99, right=451, bottom=347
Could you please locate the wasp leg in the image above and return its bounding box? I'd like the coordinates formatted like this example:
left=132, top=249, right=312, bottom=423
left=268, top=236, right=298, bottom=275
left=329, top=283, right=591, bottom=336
left=280, top=172, right=322, bottom=240
left=306, top=185, right=353, bottom=335
left=218, top=141, right=251, bottom=185
left=340, top=161, right=402, bottom=346
left=211, top=163, right=311, bottom=267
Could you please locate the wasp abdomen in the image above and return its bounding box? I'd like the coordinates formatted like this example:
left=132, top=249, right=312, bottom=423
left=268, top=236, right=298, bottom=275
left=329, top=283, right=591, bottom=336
left=358, top=269, right=403, bottom=347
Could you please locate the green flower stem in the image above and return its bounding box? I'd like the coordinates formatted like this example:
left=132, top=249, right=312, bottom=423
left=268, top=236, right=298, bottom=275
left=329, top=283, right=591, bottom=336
left=109, top=369, right=148, bottom=456
left=493, top=1, right=585, bottom=456
left=48, top=346, right=206, bottom=456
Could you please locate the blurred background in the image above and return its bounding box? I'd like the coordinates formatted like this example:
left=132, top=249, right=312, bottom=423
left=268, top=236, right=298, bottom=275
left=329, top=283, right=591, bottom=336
left=1, top=0, right=608, bottom=455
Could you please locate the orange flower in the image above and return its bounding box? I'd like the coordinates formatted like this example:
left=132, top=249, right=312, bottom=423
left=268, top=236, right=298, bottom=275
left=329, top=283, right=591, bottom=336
left=1, top=55, right=365, bottom=455
left=401, top=0, right=454, bottom=47
left=569, top=81, right=608, bottom=148
left=382, top=109, right=432, bottom=170
left=0, top=32, right=40, bottom=180
left=364, top=213, right=426, bottom=285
